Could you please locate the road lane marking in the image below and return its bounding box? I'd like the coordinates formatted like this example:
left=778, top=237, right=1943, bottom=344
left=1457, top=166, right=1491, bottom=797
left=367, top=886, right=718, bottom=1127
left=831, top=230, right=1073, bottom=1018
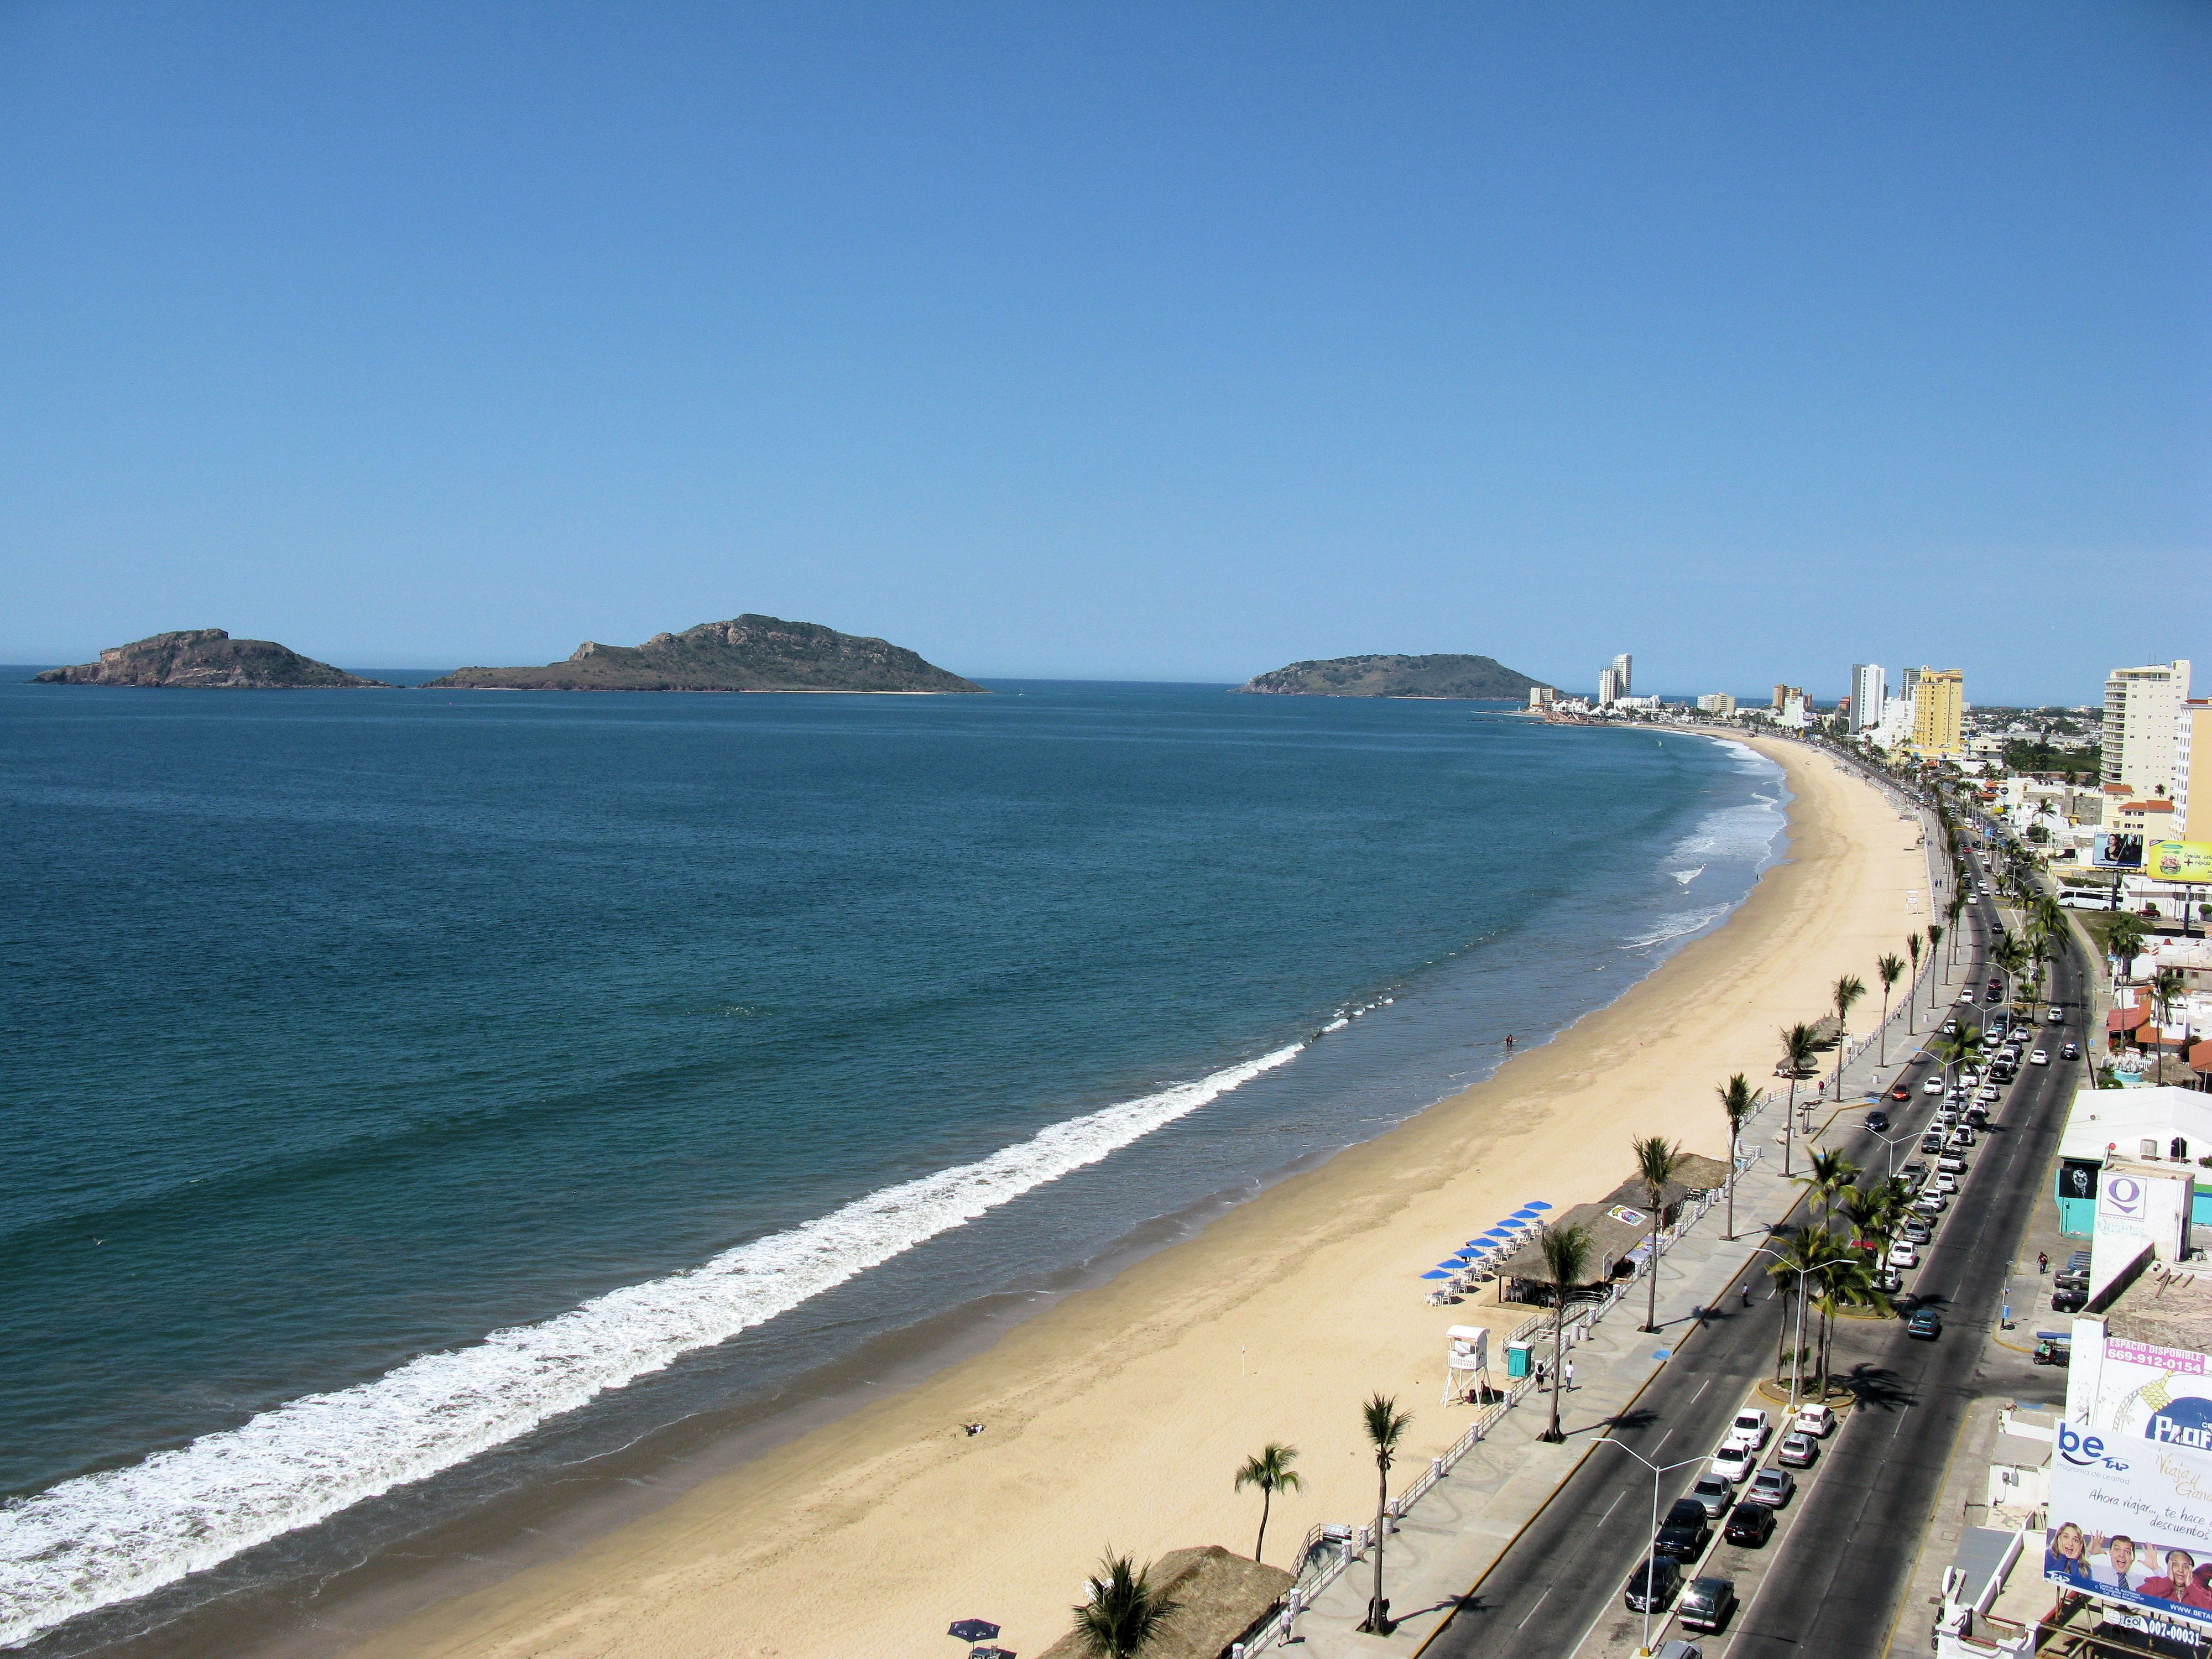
left=1517, top=1584, right=1552, bottom=1629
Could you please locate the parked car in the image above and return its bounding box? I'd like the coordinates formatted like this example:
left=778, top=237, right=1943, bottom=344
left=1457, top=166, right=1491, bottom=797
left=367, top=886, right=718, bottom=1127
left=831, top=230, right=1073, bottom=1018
left=1724, top=1499, right=1776, bottom=1547
left=1654, top=1520, right=1709, bottom=1562
left=2031, top=1048, right=2050, bottom=1066
left=1912, top=1192, right=1947, bottom=1215
left=1776, top=1432, right=1819, bottom=1469
left=1866, top=1109, right=1891, bottom=1132
left=2051, top=1286, right=2088, bottom=1313
left=1875, top=1267, right=1903, bottom=1293
left=1748, top=1467, right=1795, bottom=1507
left=1887, top=1241, right=1919, bottom=1269
left=1688, top=1473, right=1735, bottom=1520
left=1938, top=1153, right=1966, bottom=1174
left=1793, top=1402, right=1837, bottom=1438
left=1656, top=1644, right=1704, bottom=1659
left=1908, top=1308, right=1944, bottom=1340
left=1899, top=1161, right=1927, bottom=1184
left=2062, top=1041, right=2081, bottom=1061
left=1902, top=1220, right=1933, bottom=1244
left=1678, top=1576, right=1739, bottom=1634
left=1932, top=1172, right=1959, bottom=1194
left=1726, top=1408, right=1771, bottom=1451
left=1626, top=1556, right=1682, bottom=1614
left=1709, top=1442, right=1755, bottom=1483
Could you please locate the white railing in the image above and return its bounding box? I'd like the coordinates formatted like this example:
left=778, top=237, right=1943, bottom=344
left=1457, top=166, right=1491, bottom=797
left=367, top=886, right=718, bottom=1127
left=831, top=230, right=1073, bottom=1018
left=1246, top=1156, right=1757, bottom=1651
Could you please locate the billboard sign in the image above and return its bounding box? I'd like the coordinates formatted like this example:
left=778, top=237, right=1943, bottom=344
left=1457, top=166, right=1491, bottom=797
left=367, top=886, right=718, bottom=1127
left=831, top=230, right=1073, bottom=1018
left=2150, top=842, right=2212, bottom=885
left=2095, top=834, right=2146, bottom=871
left=2049, top=1322, right=2212, bottom=1631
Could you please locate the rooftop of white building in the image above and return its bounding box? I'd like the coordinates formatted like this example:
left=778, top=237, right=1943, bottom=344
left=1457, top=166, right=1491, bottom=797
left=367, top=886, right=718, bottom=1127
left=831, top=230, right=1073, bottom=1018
left=2057, top=1086, right=2212, bottom=1165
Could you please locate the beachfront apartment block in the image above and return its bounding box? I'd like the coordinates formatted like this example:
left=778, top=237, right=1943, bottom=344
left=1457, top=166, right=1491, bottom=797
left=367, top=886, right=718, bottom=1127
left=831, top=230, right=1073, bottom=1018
left=1851, top=662, right=1885, bottom=731
left=1611, top=652, right=1632, bottom=697
left=1597, top=666, right=1621, bottom=706
left=1527, top=685, right=1556, bottom=709
left=1911, top=669, right=1965, bottom=758
left=2186, top=702, right=2211, bottom=841
left=2103, top=661, right=2191, bottom=802
left=1697, top=692, right=1736, bottom=715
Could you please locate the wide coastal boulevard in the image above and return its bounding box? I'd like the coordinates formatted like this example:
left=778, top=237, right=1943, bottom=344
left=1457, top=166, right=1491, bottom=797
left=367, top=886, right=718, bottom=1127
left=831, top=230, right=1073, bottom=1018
left=1423, top=853, right=2085, bottom=1659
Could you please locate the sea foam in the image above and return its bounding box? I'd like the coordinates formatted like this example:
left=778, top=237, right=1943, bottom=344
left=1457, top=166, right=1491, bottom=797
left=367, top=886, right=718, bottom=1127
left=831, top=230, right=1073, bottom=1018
left=0, top=1044, right=1301, bottom=1646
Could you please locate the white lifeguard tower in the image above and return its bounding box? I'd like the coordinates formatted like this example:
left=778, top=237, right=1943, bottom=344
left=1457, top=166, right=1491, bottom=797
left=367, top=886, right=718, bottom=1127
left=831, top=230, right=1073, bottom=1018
left=1443, top=1324, right=1491, bottom=1404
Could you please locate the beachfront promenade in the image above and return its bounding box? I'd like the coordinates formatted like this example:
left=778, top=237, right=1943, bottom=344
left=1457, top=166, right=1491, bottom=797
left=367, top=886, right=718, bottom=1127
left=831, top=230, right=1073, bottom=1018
left=1276, top=785, right=1954, bottom=1656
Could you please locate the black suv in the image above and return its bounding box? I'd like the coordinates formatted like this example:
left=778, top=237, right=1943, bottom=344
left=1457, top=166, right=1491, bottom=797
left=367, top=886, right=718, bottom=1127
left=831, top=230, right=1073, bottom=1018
left=1724, top=1500, right=1776, bottom=1547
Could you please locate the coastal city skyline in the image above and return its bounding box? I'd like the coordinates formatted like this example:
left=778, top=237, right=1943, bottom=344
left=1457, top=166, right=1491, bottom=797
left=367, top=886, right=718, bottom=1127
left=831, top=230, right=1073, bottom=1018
left=6, top=6, right=2210, bottom=1659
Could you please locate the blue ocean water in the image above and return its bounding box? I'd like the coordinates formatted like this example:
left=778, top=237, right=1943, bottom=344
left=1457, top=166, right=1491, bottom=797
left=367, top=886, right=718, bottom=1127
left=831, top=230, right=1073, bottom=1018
left=0, top=679, right=1783, bottom=1648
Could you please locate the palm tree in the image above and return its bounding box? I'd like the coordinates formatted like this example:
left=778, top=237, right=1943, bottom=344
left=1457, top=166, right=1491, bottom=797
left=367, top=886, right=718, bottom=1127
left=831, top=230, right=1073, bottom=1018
left=1780, top=1022, right=1819, bottom=1176
left=1717, top=1073, right=1755, bottom=1240
left=1811, top=1234, right=1877, bottom=1390
left=2153, top=967, right=2187, bottom=1035
left=1536, top=1222, right=1592, bottom=1444
left=1803, top=1149, right=1860, bottom=1228
left=1633, top=1135, right=1683, bottom=1333
left=1832, top=973, right=1866, bottom=1100
left=1945, top=891, right=1969, bottom=967
left=1926, top=922, right=1947, bottom=992
left=1876, top=953, right=1905, bottom=1063
left=1357, top=1393, right=1413, bottom=1634
left=1905, top=932, right=1922, bottom=1034
left=1072, top=1553, right=1179, bottom=1659
left=1233, top=1444, right=1303, bottom=1565
left=1768, top=1226, right=1820, bottom=1391
left=2109, top=914, right=2149, bottom=985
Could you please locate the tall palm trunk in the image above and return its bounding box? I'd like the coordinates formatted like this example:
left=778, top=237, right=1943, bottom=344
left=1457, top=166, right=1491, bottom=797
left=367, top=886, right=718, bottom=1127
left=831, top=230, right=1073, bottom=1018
left=1368, top=1467, right=1386, bottom=1630
left=1255, top=1488, right=1271, bottom=1565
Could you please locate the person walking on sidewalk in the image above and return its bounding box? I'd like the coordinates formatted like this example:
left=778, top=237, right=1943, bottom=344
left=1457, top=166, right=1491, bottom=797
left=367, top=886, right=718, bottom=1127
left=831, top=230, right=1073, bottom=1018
left=1564, top=1358, right=1576, bottom=1391
left=2039, top=1251, right=2050, bottom=1275
left=1741, top=1282, right=1752, bottom=1310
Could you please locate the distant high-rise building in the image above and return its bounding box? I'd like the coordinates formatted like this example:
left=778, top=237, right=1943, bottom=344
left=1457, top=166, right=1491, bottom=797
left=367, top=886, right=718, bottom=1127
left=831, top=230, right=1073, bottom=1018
left=1911, top=669, right=1965, bottom=758
left=1598, top=667, right=1621, bottom=707
left=1771, top=684, right=1803, bottom=711
left=1697, top=692, right=1736, bottom=716
left=2103, top=661, right=2192, bottom=800
left=1610, top=653, right=1632, bottom=698
left=1850, top=664, right=1885, bottom=732
left=1527, top=685, right=1556, bottom=709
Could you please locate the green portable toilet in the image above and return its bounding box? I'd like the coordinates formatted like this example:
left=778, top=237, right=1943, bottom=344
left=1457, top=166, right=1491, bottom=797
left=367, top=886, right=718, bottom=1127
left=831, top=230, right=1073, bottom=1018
left=1505, top=1341, right=1533, bottom=1379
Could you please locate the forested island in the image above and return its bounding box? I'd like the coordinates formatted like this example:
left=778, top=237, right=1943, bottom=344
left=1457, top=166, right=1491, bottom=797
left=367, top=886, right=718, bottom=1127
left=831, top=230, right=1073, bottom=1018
left=1235, top=653, right=1538, bottom=700
left=421, top=615, right=985, bottom=693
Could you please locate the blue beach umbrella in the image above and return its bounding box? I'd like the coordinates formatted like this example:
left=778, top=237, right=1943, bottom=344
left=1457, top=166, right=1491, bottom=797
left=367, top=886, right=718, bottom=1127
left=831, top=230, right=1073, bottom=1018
left=1524, top=1200, right=1553, bottom=1211
left=1421, top=1269, right=1454, bottom=1280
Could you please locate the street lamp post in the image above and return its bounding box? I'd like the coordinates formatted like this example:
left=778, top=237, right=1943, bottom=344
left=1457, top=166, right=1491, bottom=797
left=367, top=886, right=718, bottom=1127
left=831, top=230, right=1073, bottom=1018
left=1749, top=1245, right=1822, bottom=1413
left=1867, top=1125, right=1918, bottom=1181
left=1596, top=1439, right=1710, bottom=1659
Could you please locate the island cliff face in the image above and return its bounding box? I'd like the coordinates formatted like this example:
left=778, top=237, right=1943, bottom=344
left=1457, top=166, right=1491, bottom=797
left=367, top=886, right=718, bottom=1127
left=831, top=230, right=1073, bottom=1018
left=30, top=630, right=392, bottom=688
left=1235, top=653, right=1539, bottom=700
left=421, top=615, right=985, bottom=694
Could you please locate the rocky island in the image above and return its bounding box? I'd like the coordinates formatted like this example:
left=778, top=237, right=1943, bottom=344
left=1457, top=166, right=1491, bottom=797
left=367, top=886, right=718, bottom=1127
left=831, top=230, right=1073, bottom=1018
left=421, top=615, right=984, bottom=694
left=1235, top=652, right=1538, bottom=700
left=30, top=630, right=392, bottom=688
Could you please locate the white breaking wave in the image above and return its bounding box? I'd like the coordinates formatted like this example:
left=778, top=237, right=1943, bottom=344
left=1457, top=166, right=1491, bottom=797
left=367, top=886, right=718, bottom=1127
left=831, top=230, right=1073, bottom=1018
left=0, top=1044, right=1302, bottom=1646
left=1669, top=866, right=1705, bottom=886
left=1620, top=904, right=1734, bottom=951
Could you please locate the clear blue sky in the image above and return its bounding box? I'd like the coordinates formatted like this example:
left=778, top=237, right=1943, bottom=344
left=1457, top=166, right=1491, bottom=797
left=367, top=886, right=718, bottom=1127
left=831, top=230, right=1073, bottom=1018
left=3, top=3, right=2205, bottom=701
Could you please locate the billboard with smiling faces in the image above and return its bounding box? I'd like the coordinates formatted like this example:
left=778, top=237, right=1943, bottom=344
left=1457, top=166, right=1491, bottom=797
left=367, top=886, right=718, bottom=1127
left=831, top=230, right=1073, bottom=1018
left=2049, top=1322, right=2212, bottom=1631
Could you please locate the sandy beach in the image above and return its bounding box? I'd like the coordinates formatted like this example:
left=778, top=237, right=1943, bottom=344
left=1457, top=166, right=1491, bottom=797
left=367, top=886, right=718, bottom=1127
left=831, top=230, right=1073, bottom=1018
left=337, top=735, right=1924, bottom=1659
